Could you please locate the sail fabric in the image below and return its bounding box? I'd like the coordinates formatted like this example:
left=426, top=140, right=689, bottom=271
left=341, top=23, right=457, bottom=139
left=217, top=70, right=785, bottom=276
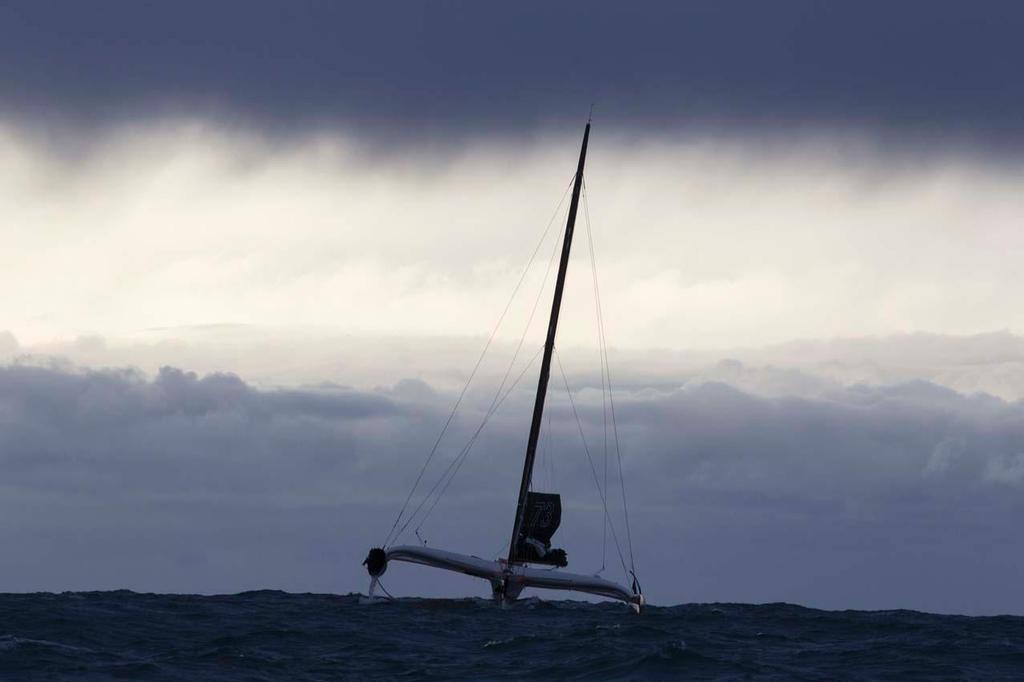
left=521, top=492, right=561, bottom=544
left=513, top=492, right=566, bottom=565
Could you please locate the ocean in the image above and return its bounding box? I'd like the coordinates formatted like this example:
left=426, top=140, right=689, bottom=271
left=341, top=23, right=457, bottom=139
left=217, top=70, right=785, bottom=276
left=1, top=591, right=1021, bottom=680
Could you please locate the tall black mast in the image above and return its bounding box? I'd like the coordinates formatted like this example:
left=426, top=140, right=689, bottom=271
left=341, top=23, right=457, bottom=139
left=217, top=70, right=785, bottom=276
left=508, top=122, right=590, bottom=563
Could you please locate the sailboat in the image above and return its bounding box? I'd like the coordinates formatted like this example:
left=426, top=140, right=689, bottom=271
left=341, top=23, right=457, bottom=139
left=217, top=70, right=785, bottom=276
left=363, top=121, right=644, bottom=612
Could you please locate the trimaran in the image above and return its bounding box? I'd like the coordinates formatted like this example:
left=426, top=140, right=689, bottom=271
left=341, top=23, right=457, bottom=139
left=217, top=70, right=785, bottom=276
left=363, top=121, right=644, bottom=612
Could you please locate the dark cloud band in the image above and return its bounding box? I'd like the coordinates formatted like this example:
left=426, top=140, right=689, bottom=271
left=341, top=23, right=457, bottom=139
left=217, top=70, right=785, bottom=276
left=2, top=1, right=1022, bottom=146
left=1, top=361, right=1022, bottom=612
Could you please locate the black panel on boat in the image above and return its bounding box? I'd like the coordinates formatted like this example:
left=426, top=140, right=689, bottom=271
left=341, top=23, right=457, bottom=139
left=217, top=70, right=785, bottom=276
left=515, top=492, right=567, bottom=566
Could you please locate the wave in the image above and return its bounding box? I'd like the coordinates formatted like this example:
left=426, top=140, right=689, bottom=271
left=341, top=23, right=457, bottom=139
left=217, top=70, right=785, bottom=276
left=2, top=592, right=1022, bottom=680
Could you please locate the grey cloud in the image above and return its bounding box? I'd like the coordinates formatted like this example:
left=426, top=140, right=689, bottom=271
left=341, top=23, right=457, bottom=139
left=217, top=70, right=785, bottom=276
left=1, top=2, right=1023, bottom=148
left=0, top=364, right=405, bottom=499
left=602, top=331, right=1024, bottom=401
left=12, top=329, right=1024, bottom=400
left=1, top=360, right=1022, bottom=614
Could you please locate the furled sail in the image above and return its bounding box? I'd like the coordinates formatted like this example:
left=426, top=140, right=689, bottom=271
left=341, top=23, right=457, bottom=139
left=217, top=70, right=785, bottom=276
left=514, top=492, right=567, bottom=566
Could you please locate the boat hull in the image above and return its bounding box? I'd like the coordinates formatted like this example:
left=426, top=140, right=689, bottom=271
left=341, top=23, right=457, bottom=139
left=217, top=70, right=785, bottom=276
left=371, top=545, right=643, bottom=612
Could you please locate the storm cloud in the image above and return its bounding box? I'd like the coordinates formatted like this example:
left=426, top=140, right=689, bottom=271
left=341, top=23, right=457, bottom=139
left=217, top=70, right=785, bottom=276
left=1, top=360, right=1021, bottom=615
left=1, top=2, right=1023, bottom=147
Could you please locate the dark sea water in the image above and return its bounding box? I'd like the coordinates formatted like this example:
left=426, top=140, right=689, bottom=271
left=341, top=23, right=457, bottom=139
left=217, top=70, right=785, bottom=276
left=1, top=591, right=1022, bottom=681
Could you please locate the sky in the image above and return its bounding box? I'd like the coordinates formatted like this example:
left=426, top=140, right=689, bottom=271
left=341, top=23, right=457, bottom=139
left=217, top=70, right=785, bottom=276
left=2, top=2, right=1023, bottom=615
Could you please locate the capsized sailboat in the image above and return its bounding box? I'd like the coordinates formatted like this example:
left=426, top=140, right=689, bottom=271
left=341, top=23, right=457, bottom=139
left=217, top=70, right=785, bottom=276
left=363, top=122, right=643, bottom=612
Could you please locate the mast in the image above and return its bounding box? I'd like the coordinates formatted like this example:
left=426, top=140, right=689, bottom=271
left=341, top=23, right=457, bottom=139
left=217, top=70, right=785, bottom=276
left=508, top=121, right=590, bottom=563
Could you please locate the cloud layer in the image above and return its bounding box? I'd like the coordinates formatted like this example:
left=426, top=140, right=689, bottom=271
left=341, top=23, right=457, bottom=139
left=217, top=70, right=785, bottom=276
left=2, top=360, right=1021, bottom=615
left=3, top=123, right=1023, bottom=350
left=2, top=2, right=1023, bottom=148
left=4, top=3, right=1022, bottom=618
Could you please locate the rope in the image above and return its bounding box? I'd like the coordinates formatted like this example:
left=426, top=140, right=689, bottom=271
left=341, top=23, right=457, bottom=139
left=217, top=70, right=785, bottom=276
left=583, top=180, right=638, bottom=579
left=383, top=177, right=573, bottom=546
left=398, top=191, right=572, bottom=541
left=397, top=203, right=569, bottom=540
left=539, top=396, right=554, bottom=491
left=376, top=579, right=396, bottom=601
left=554, top=349, right=629, bottom=578
left=405, top=345, right=542, bottom=537
left=546, top=406, right=555, bottom=490
left=583, top=182, right=611, bottom=574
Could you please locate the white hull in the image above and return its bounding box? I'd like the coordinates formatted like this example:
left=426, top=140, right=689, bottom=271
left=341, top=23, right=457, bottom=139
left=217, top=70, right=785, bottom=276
left=374, top=545, right=643, bottom=612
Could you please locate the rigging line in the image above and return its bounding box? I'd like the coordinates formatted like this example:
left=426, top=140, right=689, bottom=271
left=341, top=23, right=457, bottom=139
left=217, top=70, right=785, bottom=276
left=415, top=350, right=544, bottom=536
left=383, top=176, right=574, bottom=547
left=547, top=406, right=555, bottom=491
left=414, top=346, right=541, bottom=531
left=538, top=404, right=546, bottom=490
left=401, top=200, right=571, bottom=539
left=539, top=391, right=552, bottom=491
left=605, top=341, right=637, bottom=575
left=582, top=181, right=610, bottom=574
left=584, top=179, right=634, bottom=574
left=375, top=579, right=397, bottom=601
left=554, top=349, right=629, bottom=578
left=399, top=344, right=543, bottom=540
left=581, top=178, right=634, bottom=577
left=397, top=204, right=569, bottom=540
